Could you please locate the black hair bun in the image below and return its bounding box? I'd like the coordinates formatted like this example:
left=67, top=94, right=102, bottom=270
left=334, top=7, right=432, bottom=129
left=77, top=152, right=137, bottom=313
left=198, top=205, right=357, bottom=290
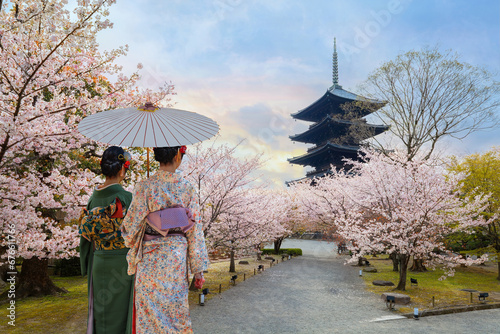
left=101, top=146, right=125, bottom=177
left=153, top=146, right=181, bottom=165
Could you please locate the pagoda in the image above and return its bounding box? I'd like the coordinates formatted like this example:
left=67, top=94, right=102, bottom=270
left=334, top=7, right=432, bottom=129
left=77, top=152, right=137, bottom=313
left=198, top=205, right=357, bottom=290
left=288, top=39, right=388, bottom=180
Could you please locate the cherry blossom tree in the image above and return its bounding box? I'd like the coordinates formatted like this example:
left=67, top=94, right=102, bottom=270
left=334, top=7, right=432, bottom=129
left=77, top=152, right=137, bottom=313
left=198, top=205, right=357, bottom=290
left=293, top=150, right=491, bottom=290
left=0, top=0, right=172, bottom=297
left=249, top=188, right=291, bottom=261
left=358, top=48, right=500, bottom=272
left=181, top=142, right=290, bottom=271
left=182, top=142, right=263, bottom=240
left=272, top=188, right=315, bottom=253
left=208, top=188, right=288, bottom=272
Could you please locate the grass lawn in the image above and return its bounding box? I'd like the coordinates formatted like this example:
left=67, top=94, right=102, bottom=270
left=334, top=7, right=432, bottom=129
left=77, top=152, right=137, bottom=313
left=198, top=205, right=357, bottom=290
left=0, top=255, right=281, bottom=334
left=359, top=255, right=500, bottom=313
left=0, top=276, right=88, bottom=334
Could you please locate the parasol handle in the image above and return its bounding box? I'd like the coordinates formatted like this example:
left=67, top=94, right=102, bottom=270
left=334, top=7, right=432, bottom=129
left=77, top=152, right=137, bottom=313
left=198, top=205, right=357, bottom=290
left=147, top=148, right=150, bottom=178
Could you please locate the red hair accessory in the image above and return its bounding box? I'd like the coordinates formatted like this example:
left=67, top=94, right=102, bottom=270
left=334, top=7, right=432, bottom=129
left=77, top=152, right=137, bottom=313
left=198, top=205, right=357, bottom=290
left=180, top=146, right=187, bottom=154
left=118, top=152, right=132, bottom=169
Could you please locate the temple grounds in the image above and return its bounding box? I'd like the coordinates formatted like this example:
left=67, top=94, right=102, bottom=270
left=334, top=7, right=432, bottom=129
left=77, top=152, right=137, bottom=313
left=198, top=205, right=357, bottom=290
left=191, top=239, right=500, bottom=333
left=1, top=239, right=499, bottom=333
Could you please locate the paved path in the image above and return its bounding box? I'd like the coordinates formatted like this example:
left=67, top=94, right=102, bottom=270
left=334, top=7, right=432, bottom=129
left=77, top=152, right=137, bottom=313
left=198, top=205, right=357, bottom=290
left=190, top=240, right=500, bottom=334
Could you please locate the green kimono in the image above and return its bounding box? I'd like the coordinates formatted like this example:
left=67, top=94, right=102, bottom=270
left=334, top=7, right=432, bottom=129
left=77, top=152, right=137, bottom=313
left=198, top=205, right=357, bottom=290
left=79, top=184, right=134, bottom=334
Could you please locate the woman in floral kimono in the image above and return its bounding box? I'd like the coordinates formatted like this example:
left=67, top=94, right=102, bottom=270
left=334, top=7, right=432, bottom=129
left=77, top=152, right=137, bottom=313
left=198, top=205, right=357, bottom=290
left=122, top=145, right=209, bottom=334
left=79, top=146, right=134, bottom=334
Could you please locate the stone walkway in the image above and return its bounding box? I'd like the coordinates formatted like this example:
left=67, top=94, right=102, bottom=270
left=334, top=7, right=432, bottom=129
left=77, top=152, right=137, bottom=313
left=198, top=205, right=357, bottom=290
left=190, top=240, right=500, bottom=333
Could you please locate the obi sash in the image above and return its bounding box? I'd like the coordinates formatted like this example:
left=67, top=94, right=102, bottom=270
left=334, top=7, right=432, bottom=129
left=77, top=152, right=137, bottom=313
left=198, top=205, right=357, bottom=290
left=144, top=207, right=195, bottom=241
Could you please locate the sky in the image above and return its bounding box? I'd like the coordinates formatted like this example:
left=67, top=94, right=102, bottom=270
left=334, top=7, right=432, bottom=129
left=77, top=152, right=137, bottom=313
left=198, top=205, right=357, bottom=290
left=96, top=0, right=500, bottom=187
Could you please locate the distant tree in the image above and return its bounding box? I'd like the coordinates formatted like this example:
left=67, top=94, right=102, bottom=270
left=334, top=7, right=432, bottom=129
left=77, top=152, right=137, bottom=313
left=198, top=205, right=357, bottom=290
left=208, top=189, right=288, bottom=272
left=182, top=142, right=269, bottom=272
left=361, top=47, right=500, bottom=161
left=182, top=142, right=263, bottom=240
left=448, top=148, right=500, bottom=279
left=270, top=189, right=302, bottom=254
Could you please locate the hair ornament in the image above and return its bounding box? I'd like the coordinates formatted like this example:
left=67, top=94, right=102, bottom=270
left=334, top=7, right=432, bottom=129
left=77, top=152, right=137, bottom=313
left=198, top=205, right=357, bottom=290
left=180, top=146, right=187, bottom=154
left=118, top=151, right=132, bottom=162
left=117, top=151, right=132, bottom=169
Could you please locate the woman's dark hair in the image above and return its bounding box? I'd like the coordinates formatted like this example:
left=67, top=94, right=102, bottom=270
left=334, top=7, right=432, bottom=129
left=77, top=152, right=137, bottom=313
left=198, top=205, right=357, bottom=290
left=154, top=146, right=183, bottom=165
left=101, top=146, right=125, bottom=177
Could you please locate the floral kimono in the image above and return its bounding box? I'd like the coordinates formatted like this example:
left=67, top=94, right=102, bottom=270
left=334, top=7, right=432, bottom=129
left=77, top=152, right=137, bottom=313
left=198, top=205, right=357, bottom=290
left=122, top=170, right=209, bottom=334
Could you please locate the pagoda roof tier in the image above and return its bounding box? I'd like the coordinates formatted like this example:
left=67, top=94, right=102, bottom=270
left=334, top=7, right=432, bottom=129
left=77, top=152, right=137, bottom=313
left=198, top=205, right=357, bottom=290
left=286, top=169, right=333, bottom=186
left=289, top=115, right=389, bottom=144
left=288, top=142, right=360, bottom=168
left=291, top=86, right=386, bottom=123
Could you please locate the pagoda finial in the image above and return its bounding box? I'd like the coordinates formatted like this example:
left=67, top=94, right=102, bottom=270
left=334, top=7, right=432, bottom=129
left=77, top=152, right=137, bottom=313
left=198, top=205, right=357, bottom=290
left=332, top=37, right=339, bottom=88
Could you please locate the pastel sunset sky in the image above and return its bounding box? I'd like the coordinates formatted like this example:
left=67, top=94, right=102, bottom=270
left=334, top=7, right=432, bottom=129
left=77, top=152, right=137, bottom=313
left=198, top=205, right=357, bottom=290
left=97, top=0, right=500, bottom=187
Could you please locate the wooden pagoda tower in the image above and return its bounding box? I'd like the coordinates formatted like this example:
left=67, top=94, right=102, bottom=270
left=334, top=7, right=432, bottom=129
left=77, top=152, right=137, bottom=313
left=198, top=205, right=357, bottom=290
left=288, top=39, right=388, bottom=181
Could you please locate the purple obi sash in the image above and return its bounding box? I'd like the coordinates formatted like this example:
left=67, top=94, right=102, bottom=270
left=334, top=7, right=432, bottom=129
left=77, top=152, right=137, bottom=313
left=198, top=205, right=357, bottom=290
left=144, top=207, right=195, bottom=241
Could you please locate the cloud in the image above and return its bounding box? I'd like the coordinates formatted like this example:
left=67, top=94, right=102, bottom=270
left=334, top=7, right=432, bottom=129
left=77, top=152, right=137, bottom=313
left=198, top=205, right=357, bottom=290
left=231, top=104, right=288, bottom=142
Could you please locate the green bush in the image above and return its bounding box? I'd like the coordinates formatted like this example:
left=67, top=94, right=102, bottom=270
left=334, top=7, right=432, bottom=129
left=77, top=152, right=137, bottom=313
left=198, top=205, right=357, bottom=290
left=53, top=257, right=81, bottom=277
left=261, top=248, right=302, bottom=256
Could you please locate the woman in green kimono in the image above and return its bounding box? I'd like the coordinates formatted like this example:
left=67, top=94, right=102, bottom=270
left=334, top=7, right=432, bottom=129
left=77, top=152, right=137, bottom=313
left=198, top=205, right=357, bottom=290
left=79, top=146, right=134, bottom=334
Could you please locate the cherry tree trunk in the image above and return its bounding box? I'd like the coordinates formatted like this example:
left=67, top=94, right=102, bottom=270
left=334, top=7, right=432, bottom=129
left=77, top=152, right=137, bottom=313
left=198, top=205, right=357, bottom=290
left=409, top=258, right=427, bottom=272
left=0, top=263, right=9, bottom=283
left=496, top=245, right=500, bottom=280
left=274, top=237, right=284, bottom=254
left=389, top=252, right=399, bottom=272
left=0, top=246, right=10, bottom=282
left=229, top=250, right=236, bottom=273
left=16, top=258, right=66, bottom=298
left=460, top=253, right=467, bottom=267
left=396, top=254, right=410, bottom=291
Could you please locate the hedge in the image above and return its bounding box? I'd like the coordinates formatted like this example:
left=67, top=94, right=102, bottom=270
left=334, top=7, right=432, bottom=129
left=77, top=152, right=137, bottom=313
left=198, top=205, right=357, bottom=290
left=261, top=248, right=302, bottom=256
left=53, top=257, right=81, bottom=277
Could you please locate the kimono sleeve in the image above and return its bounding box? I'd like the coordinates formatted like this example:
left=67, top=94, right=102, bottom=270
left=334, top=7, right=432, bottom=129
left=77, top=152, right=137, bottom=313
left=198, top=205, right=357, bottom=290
left=79, top=236, right=92, bottom=277
left=122, top=181, right=149, bottom=275
left=78, top=208, right=93, bottom=276
left=122, top=182, right=148, bottom=249
left=185, top=184, right=209, bottom=274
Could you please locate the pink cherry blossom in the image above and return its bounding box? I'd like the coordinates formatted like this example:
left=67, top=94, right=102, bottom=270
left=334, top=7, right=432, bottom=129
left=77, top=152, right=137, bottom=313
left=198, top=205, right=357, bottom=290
left=182, top=143, right=289, bottom=260
left=292, top=149, right=492, bottom=290
left=0, top=0, right=173, bottom=262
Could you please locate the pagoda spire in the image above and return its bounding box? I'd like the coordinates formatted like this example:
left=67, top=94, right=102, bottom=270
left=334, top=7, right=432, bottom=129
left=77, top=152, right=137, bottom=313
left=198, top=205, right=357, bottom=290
left=332, top=38, right=341, bottom=89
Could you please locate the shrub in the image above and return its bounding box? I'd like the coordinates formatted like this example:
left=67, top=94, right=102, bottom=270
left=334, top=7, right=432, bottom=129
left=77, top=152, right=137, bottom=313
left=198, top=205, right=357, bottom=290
left=53, top=257, right=81, bottom=277
left=261, top=248, right=302, bottom=256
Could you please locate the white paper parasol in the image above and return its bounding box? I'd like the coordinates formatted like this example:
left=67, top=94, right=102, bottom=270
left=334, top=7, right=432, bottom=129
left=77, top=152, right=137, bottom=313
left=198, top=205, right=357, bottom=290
left=78, top=103, right=219, bottom=177
left=78, top=103, right=219, bottom=147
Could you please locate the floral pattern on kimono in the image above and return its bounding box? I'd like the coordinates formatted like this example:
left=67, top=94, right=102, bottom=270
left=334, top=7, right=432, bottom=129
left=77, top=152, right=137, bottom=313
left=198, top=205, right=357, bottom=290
left=122, top=170, right=209, bottom=275
left=122, top=170, right=209, bottom=334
